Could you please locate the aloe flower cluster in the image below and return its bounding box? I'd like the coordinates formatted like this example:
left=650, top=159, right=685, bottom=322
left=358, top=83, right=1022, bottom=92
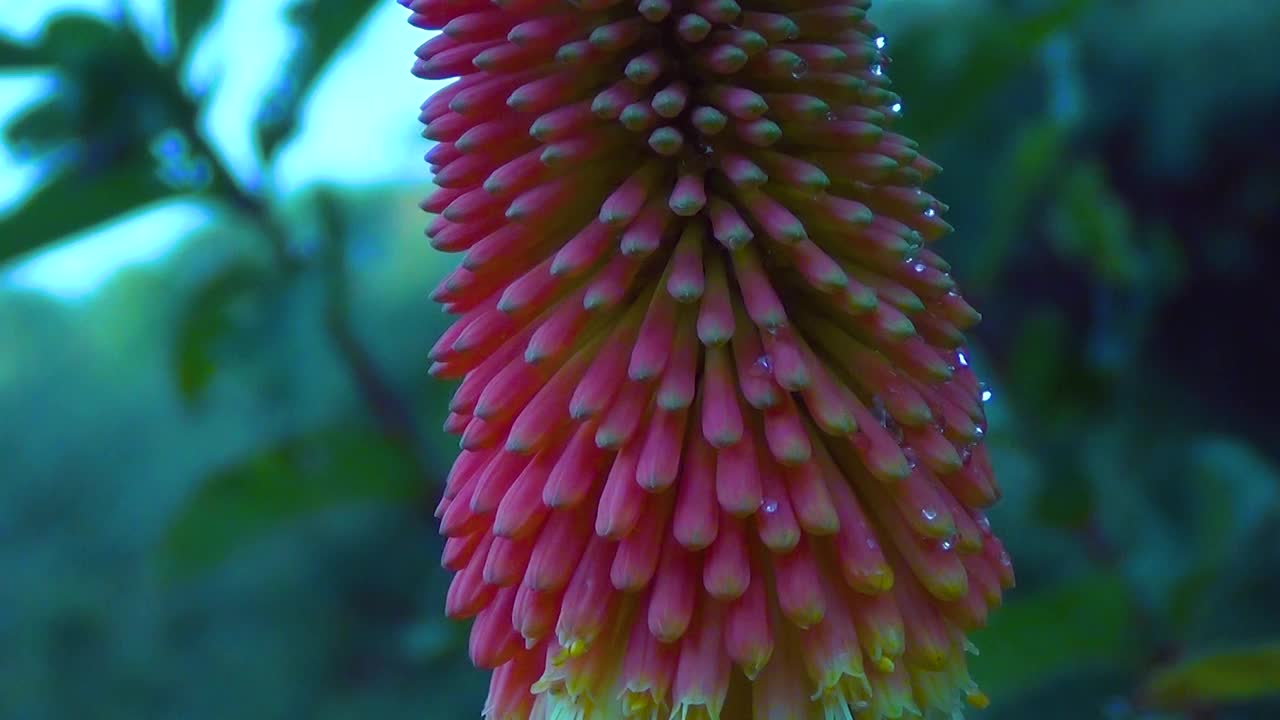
left=406, top=0, right=1013, bottom=716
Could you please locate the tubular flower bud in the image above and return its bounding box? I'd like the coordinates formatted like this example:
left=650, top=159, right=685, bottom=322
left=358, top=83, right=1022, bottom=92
left=406, top=0, right=1012, bottom=716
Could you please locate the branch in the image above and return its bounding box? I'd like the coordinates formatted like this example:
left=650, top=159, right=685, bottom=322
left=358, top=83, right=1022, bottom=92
left=318, top=190, right=433, bottom=479
left=130, top=19, right=432, bottom=480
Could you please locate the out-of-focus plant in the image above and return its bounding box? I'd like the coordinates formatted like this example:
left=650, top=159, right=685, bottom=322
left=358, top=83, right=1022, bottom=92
left=0, top=0, right=441, bottom=573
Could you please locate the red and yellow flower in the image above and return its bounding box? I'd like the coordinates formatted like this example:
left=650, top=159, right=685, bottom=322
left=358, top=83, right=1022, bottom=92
left=407, top=0, right=1014, bottom=716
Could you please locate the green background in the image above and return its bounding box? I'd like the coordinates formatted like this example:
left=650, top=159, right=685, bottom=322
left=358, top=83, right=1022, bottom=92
left=2, top=1, right=1279, bottom=718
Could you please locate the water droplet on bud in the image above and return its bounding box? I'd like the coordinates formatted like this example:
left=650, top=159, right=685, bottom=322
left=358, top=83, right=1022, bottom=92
left=752, top=354, right=773, bottom=376
left=975, top=513, right=992, bottom=534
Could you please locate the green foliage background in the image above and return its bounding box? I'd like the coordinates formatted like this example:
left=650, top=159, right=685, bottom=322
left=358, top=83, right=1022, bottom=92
left=2, top=1, right=1278, bottom=718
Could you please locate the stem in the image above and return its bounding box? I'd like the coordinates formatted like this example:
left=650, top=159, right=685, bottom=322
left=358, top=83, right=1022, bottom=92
left=136, top=20, right=431, bottom=479
left=318, top=191, right=433, bottom=478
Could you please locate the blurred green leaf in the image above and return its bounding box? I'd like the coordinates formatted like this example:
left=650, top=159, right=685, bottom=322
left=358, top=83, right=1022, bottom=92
left=0, top=158, right=172, bottom=265
left=1189, top=439, right=1280, bottom=560
left=173, top=261, right=270, bottom=404
left=2, top=97, right=76, bottom=155
left=971, top=119, right=1067, bottom=288
left=1052, top=162, right=1138, bottom=286
left=1168, top=438, right=1280, bottom=632
left=254, top=0, right=379, bottom=163
left=896, top=0, right=1094, bottom=143
left=0, top=35, right=48, bottom=67
left=1141, top=642, right=1280, bottom=709
left=37, top=14, right=121, bottom=66
left=971, top=572, right=1140, bottom=698
left=1034, top=466, right=1095, bottom=531
left=160, top=426, right=421, bottom=578
left=1007, top=309, right=1070, bottom=414
left=170, top=0, right=222, bottom=55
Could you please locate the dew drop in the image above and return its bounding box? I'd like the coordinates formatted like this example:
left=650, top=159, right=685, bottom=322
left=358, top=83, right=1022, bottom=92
left=956, top=350, right=969, bottom=368
left=824, top=111, right=838, bottom=121
left=903, top=447, right=918, bottom=469
left=875, top=35, right=886, bottom=50
left=912, top=262, right=927, bottom=274
left=752, top=354, right=773, bottom=376
left=890, top=102, right=902, bottom=115
left=939, top=536, right=955, bottom=552
left=973, top=425, right=985, bottom=438
left=975, top=512, right=992, bottom=534
left=761, top=499, right=779, bottom=514
left=979, top=382, right=993, bottom=404
left=790, top=59, right=809, bottom=79
left=924, top=207, right=936, bottom=218
left=870, top=396, right=889, bottom=425
left=871, top=64, right=883, bottom=76
left=1000, top=550, right=1013, bottom=567
left=865, top=537, right=879, bottom=550
left=921, top=507, right=938, bottom=522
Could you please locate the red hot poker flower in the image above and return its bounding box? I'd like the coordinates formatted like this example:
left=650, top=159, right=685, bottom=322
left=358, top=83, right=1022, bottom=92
left=406, top=0, right=1014, bottom=717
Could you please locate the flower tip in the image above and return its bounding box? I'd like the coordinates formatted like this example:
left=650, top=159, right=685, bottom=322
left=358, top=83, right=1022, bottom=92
left=669, top=197, right=704, bottom=217
left=773, top=441, right=812, bottom=466
left=668, top=282, right=703, bottom=304
left=503, top=436, right=531, bottom=454
left=621, top=690, right=661, bottom=718
left=858, top=565, right=895, bottom=595
left=595, top=429, right=622, bottom=450
left=966, top=688, right=991, bottom=710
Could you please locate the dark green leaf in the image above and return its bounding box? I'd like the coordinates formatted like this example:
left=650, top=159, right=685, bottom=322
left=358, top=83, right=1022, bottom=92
left=895, top=0, right=1095, bottom=143
left=2, top=97, right=76, bottom=154
left=172, top=261, right=270, bottom=403
left=159, top=426, right=421, bottom=578
left=254, top=0, right=379, bottom=162
left=970, top=120, right=1066, bottom=289
left=0, top=34, right=48, bottom=68
left=37, top=14, right=121, bottom=66
left=970, top=572, right=1140, bottom=699
left=170, top=0, right=222, bottom=55
left=1168, top=439, right=1280, bottom=632
left=1052, top=162, right=1138, bottom=286
left=1034, top=467, right=1095, bottom=531
left=1141, top=643, right=1280, bottom=709
left=0, top=158, right=172, bottom=265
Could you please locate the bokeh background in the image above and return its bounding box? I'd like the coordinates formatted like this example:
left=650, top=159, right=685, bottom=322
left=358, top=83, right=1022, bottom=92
left=2, top=0, right=1278, bottom=718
